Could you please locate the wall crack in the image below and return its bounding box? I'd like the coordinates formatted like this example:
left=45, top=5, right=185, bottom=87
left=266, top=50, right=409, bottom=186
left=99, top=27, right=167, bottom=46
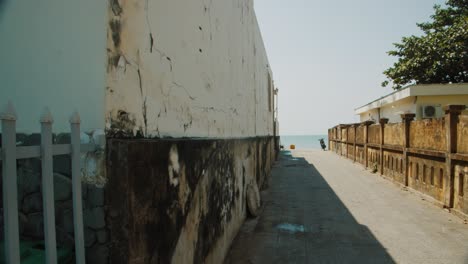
left=137, top=68, right=148, bottom=136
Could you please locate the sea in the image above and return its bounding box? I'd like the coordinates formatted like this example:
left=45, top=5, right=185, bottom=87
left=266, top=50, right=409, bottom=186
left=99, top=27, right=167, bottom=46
left=280, top=135, right=328, bottom=150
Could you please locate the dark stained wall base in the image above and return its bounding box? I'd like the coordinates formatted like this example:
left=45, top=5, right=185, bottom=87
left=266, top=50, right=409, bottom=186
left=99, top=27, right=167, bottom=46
left=105, top=136, right=278, bottom=264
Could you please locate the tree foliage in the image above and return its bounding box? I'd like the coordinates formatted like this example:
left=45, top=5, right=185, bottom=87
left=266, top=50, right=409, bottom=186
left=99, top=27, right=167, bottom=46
left=382, top=0, right=468, bottom=89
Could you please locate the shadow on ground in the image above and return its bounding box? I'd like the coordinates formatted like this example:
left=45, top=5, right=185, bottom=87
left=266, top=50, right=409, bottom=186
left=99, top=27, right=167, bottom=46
left=225, top=151, right=395, bottom=264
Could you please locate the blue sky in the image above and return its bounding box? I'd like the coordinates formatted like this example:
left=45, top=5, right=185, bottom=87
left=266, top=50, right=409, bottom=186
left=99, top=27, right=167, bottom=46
left=254, top=0, right=446, bottom=135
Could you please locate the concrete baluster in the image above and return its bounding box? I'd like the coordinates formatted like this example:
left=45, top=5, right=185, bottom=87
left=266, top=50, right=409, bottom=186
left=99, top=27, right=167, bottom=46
left=379, top=118, right=389, bottom=175
left=401, top=113, right=415, bottom=187
left=444, top=105, right=466, bottom=208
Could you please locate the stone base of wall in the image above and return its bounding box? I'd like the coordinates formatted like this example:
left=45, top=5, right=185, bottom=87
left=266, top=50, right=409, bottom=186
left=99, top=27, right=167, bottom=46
left=407, top=155, right=445, bottom=203
left=382, top=150, right=405, bottom=185
left=105, top=136, right=277, bottom=264
left=453, top=164, right=468, bottom=218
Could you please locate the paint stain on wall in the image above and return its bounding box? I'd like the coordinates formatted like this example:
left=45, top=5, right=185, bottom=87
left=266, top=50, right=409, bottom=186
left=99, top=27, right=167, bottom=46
left=169, top=145, right=180, bottom=187
left=276, top=223, right=305, bottom=234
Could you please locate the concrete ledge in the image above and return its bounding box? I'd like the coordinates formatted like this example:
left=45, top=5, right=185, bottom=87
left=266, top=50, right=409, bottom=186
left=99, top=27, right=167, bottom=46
left=451, top=209, right=468, bottom=222
left=403, top=185, right=446, bottom=209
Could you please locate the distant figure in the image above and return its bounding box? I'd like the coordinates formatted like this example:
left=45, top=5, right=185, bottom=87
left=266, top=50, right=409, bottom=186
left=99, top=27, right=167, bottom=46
left=319, top=138, right=326, bottom=151
left=280, top=145, right=284, bottom=150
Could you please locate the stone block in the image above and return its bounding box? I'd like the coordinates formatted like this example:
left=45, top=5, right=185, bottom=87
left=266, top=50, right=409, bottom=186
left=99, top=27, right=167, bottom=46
left=55, top=200, right=73, bottom=229
left=56, top=226, right=74, bottom=247
left=18, top=167, right=41, bottom=194
left=96, top=229, right=108, bottom=244
left=21, top=158, right=42, bottom=172
left=54, top=200, right=74, bottom=237
left=24, top=212, right=44, bottom=238
left=87, top=185, right=105, bottom=207
left=22, top=192, right=43, bottom=214
left=58, top=209, right=75, bottom=235
left=85, top=227, right=97, bottom=247
left=53, top=173, right=72, bottom=201
left=19, top=212, right=28, bottom=235
left=53, top=155, right=71, bottom=177
left=82, top=183, right=88, bottom=200
left=17, top=180, right=24, bottom=208
left=86, top=244, right=109, bottom=264
left=84, top=207, right=106, bottom=229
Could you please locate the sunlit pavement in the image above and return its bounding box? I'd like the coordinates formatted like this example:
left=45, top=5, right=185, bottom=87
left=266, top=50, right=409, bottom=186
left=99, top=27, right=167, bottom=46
left=224, top=150, right=468, bottom=264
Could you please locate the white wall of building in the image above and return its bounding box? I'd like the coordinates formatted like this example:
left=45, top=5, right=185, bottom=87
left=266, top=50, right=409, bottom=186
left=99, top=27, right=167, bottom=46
left=416, top=95, right=468, bottom=119
left=106, top=0, right=275, bottom=138
left=0, top=0, right=275, bottom=138
left=379, top=97, right=417, bottom=123
left=359, top=95, right=468, bottom=123
left=357, top=84, right=468, bottom=123
left=0, top=0, right=107, bottom=133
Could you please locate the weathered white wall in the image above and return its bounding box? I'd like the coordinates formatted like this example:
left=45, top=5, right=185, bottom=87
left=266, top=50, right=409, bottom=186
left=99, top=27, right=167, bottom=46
left=380, top=97, right=417, bottom=123
left=106, top=0, right=275, bottom=138
left=359, top=109, right=378, bottom=123
left=0, top=0, right=107, bottom=133
left=359, top=97, right=416, bottom=123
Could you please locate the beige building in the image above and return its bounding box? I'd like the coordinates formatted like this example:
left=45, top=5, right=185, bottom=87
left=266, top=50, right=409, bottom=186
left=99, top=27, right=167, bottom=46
left=355, top=83, right=468, bottom=123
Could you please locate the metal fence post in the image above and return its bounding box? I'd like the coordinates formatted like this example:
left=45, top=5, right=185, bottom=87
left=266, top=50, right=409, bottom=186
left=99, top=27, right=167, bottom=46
left=40, top=108, right=57, bottom=264
left=70, top=112, right=85, bottom=264
left=1, top=102, right=20, bottom=264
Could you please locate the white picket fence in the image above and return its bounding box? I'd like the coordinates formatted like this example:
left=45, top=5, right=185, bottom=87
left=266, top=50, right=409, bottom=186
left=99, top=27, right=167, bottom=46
left=1, top=102, right=95, bottom=264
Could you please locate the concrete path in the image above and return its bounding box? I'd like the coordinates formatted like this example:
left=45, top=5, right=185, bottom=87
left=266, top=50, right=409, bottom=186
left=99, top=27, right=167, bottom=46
left=225, top=150, right=468, bottom=264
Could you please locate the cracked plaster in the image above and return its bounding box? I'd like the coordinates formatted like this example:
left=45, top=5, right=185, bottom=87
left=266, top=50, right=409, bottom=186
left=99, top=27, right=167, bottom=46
left=106, top=0, right=275, bottom=138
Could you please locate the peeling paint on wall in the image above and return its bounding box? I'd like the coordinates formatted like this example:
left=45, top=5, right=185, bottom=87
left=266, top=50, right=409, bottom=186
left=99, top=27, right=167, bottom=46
left=106, top=137, right=277, bottom=264
left=105, top=0, right=275, bottom=138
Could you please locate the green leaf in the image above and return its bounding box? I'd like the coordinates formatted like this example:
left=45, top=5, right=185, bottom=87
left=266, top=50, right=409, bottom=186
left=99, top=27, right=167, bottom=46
left=382, top=1, right=468, bottom=89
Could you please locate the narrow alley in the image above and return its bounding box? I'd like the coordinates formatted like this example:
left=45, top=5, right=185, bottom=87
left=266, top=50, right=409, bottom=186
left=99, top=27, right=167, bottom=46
left=225, top=150, right=468, bottom=264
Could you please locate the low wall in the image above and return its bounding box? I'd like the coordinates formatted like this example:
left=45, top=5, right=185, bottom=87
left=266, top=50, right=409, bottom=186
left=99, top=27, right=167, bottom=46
left=368, top=125, right=381, bottom=145
left=383, top=150, right=405, bottom=185
left=105, top=136, right=277, bottom=264
left=454, top=164, right=468, bottom=214
left=407, top=156, right=445, bottom=202
left=355, top=145, right=365, bottom=166
left=409, top=119, right=446, bottom=151
left=457, top=115, right=468, bottom=154
left=328, top=106, right=468, bottom=219
left=384, top=123, right=403, bottom=146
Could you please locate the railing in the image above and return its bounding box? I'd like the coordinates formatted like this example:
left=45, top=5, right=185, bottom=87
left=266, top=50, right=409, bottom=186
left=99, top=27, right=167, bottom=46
left=1, top=102, right=95, bottom=264
left=328, top=105, right=468, bottom=219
